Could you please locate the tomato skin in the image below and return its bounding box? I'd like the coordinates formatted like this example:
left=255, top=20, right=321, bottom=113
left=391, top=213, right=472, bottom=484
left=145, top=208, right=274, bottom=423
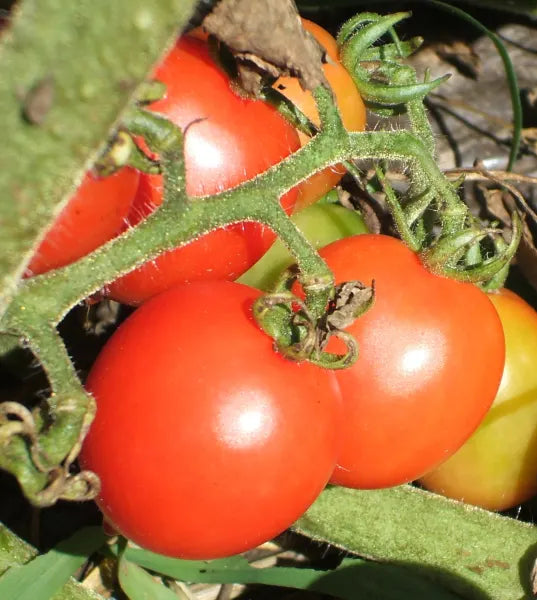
left=313, top=234, right=505, bottom=489
left=80, top=280, right=342, bottom=559
left=274, top=19, right=366, bottom=209
left=238, top=202, right=368, bottom=291
left=301, top=19, right=339, bottom=62
left=26, top=168, right=139, bottom=276
left=107, top=36, right=300, bottom=306
left=419, top=289, right=537, bottom=510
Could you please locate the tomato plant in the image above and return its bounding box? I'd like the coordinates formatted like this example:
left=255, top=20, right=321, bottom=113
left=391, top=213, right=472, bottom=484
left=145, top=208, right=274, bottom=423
left=26, top=167, right=139, bottom=276
left=238, top=200, right=368, bottom=290
left=312, top=234, right=505, bottom=489
left=80, top=280, right=342, bottom=559
left=106, top=36, right=301, bottom=306
left=274, top=19, right=367, bottom=209
left=419, top=288, right=537, bottom=511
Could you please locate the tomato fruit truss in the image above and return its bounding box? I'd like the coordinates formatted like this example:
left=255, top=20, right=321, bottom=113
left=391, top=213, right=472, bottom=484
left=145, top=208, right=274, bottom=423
left=26, top=167, right=139, bottom=276
left=420, top=289, right=537, bottom=511
left=80, top=280, right=342, bottom=559
left=308, top=234, right=505, bottom=489
left=106, top=36, right=301, bottom=306
left=273, top=19, right=366, bottom=209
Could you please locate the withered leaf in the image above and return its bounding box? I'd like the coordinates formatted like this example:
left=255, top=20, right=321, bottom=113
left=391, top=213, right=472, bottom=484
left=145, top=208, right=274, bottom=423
left=315, top=280, right=373, bottom=353
left=202, top=0, right=327, bottom=96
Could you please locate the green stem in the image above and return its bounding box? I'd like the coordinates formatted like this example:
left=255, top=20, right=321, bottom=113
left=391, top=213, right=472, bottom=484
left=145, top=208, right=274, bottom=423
left=26, top=327, right=94, bottom=463
left=375, top=166, right=419, bottom=251
left=2, top=107, right=351, bottom=329
left=2, top=125, right=465, bottom=334
left=406, top=91, right=436, bottom=159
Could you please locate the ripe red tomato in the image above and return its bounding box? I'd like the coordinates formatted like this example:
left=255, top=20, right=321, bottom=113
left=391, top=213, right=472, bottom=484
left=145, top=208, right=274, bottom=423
left=312, top=234, right=505, bottom=489
left=26, top=168, right=139, bottom=276
left=419, top=288, right=537, bottom=511
left=274, top=19, right=366, bottom=209
left=80, top=280, right=342, bottom=559
left=106, top=36, right=301, bottom=306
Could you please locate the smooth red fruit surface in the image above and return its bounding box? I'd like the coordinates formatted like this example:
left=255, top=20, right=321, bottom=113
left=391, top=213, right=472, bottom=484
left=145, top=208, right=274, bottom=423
left=80, top=281, right=342, bottom=559
left=107, top=37, right=300, bottom=305
left=26, top=168, right=139, bottom=276
left=316, top=234, right=505, bottom=489
left=420, top=289, right=537, bottom=510
left=274, top=19, right=366, bottom=209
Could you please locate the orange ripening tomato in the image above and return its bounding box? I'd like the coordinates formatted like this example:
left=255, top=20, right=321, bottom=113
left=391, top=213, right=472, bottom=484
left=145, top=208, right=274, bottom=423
left=26, top=168, right=139, bottom=276
left=419, top=289, right=537, bottom=511
left=106, top=36, right=301, bottom=306
left=274, top=19, right=366, bottom=209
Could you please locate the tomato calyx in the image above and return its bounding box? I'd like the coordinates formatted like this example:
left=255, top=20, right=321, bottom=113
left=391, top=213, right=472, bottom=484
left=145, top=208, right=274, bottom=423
left=337, top=12, right=448, bottom=115
left=253, top=267, right=374, bottom=369
left=420, top=212, right=521, bottom=286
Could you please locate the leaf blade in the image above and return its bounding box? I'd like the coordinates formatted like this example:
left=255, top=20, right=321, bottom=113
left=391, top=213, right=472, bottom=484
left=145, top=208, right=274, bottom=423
left=295, top=485, right=537, bottom=600
left=0, top=526, right=105, bottom=600
left=0, top=0, right=197, bottom=318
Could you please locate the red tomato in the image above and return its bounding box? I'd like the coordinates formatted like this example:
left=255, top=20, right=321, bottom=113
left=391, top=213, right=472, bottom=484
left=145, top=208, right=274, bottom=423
left=26, top=168, right=139, bottom=276
left=312, top=234, right=505, bottom=489
left=80, top=280, right=342, bottom=559
left=419, top=289, right=537, bottom=511
left=107, top=37, right=300, bottom=306
left=274, top=19, right=366, bottom=209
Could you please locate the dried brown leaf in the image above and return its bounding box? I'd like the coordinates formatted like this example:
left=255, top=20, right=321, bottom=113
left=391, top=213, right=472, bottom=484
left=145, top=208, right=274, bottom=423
left=202, top=0, right=327, bottom=96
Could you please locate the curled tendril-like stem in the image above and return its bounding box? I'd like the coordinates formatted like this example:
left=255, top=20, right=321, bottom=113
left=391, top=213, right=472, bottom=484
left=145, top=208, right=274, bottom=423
left=0, top=398, right=101, bottom=507
left=33, top=467, right=101, bottom=508
left=0, top=402, right=37, bottom=439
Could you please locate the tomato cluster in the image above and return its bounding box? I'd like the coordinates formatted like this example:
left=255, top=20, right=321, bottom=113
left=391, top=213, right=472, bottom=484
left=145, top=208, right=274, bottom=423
left=29, top=16, right=537, bottom=559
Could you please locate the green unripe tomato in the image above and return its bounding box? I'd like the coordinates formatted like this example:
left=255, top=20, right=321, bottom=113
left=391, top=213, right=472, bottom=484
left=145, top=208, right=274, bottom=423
left=237, top=202, right=368, bottom=291
left=420, top=288, right=537, bottom=511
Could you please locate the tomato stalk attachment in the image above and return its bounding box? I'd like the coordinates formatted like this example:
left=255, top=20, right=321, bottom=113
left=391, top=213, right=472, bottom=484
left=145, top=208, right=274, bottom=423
left=253, top=265, right=373, bottom=368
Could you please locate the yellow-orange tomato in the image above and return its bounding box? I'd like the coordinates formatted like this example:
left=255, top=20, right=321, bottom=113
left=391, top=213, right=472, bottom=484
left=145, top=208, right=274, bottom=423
left=420, top=289, right=537, bottom=511
left=300, top=19, right=339, bottom=62
left=274, top=19, right=366, bottom=209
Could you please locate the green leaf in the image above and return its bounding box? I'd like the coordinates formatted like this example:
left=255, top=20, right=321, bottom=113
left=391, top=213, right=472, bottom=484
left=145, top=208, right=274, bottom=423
left=120, top=545, right=465, bottom=599
left=295, top=485, right=537, bottom=600
left=0, top=0, right=197, bottom=319
left=0, top=523, right=36, bottom=577
left=0, top=526, right=105, bottom=600
left=118, top=555, right=181, bottom=600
